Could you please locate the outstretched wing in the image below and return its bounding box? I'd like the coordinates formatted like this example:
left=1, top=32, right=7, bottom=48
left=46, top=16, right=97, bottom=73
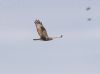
left=34, top=19, right=49, bottom=40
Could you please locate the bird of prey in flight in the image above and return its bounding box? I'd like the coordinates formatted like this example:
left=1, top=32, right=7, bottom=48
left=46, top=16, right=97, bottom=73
left=33, top=19, right=63, bottom=41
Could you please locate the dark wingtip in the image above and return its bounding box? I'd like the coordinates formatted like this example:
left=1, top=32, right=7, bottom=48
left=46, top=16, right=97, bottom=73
left=34, top=19, right=42, bottom=24
left=60, top=35, right=63, bottom=38
left=33, top=39, right=41, bottom=40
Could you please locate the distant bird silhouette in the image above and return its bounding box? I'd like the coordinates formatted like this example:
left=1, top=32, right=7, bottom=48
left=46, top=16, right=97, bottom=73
left=86, top=7, right=91, bottom=11
left=33, top=19, right=63, bottom=41
left=87, top=18, right=92, bottom=21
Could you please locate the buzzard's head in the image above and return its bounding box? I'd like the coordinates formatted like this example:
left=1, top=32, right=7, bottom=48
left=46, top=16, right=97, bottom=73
left=34, top=19, right=42, bottom=24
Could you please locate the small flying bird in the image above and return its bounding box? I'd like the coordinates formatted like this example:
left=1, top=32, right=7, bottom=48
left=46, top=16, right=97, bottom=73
left=86, top=7, right=91, bottom=11
left=87, top=18, right=92, bottom=21
left=33, top=19, right=63, bottom=41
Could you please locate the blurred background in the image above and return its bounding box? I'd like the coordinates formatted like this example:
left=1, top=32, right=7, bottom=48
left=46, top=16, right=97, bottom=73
left=0, top=0, right=100, bottom=74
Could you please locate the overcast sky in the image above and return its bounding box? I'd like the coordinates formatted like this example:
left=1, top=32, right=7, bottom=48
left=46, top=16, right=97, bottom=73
left=0, top=0, right=100, bottom=74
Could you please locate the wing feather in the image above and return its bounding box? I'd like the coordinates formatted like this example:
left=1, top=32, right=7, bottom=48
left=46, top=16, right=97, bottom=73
left=34, top=20, right=49, bottom=40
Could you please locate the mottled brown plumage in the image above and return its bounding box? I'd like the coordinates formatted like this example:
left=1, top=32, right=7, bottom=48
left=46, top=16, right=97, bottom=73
left=33, top=19, right=63, bottom=41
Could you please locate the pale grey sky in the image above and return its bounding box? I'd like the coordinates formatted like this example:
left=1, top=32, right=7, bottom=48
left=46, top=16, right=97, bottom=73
left=0, top=0, right=100, bottom=74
